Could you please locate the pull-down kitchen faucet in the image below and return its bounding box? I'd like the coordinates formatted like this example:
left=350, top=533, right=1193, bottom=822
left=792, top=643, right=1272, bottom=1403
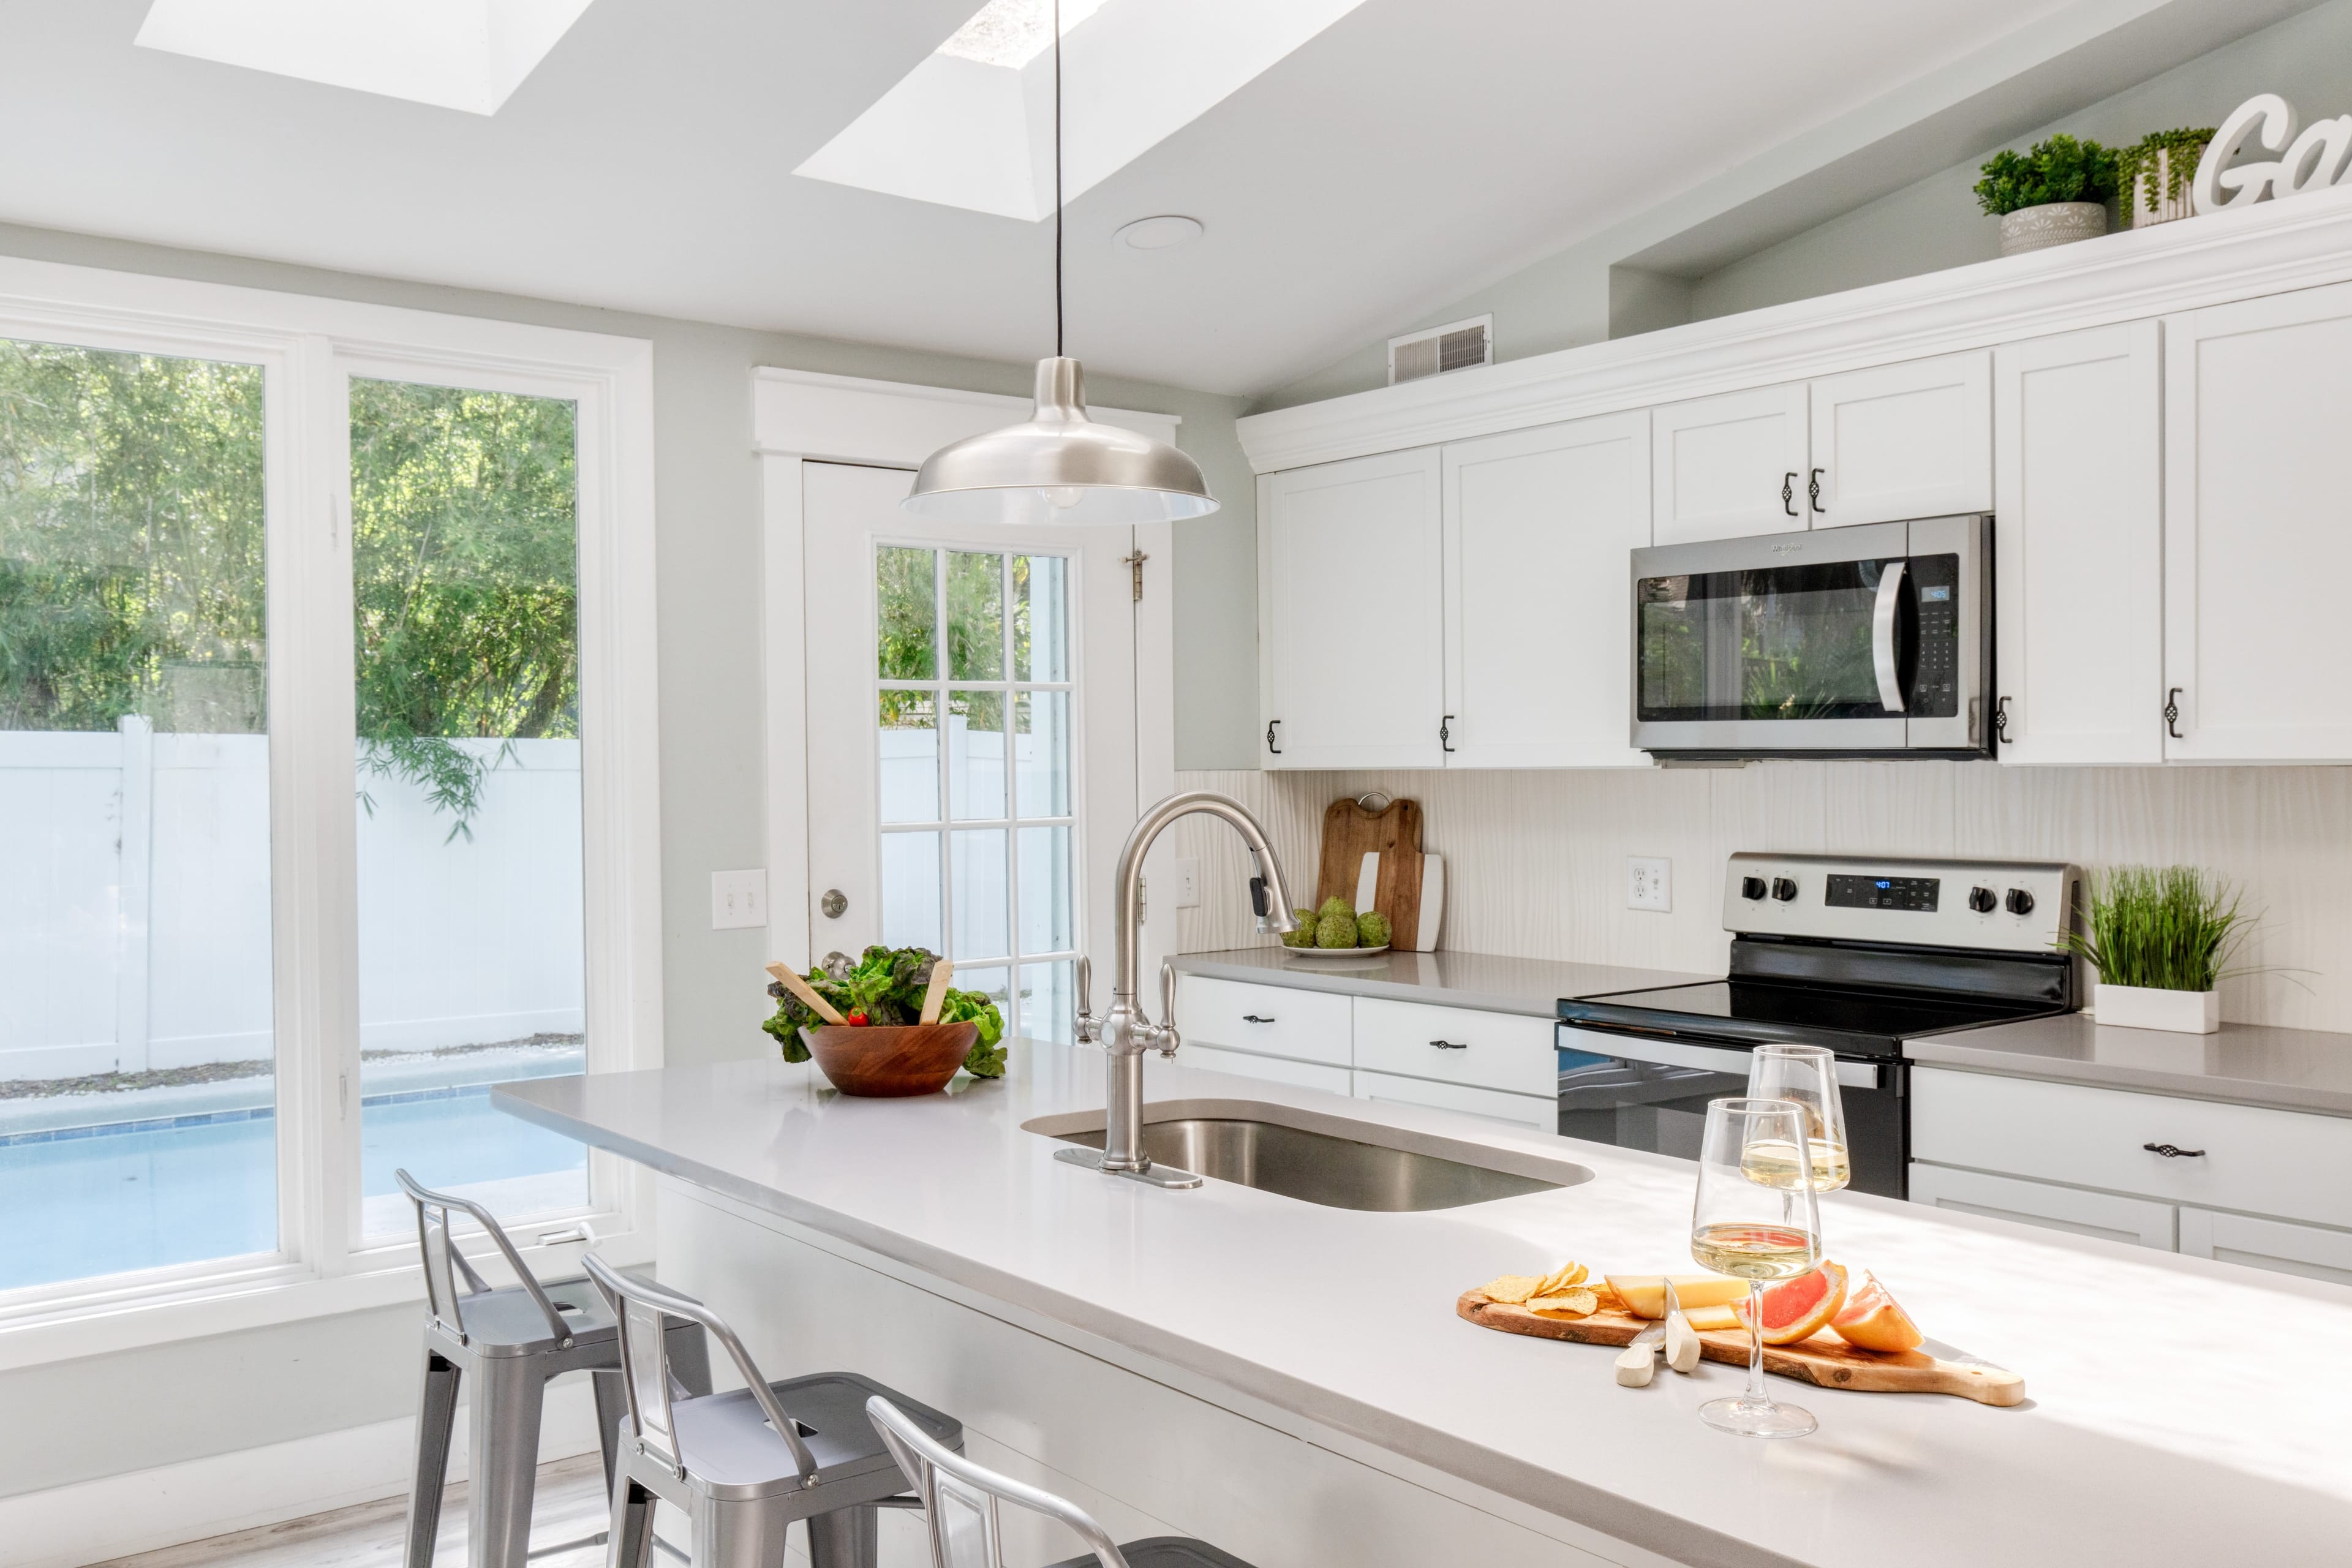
left=1062, top=790, right=1299, bottom=1188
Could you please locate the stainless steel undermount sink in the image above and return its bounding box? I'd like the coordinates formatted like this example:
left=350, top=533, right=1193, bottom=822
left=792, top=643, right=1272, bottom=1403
left=1024, top=1098, right=1589, bottom=1212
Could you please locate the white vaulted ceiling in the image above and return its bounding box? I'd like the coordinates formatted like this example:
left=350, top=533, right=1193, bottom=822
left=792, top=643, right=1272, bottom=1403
left=0, top=1, right=2291, bottom=394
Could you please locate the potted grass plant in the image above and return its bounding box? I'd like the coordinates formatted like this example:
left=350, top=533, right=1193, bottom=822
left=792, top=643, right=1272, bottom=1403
left=2117, top=127, right=2216, bottom=229
left=1975, top=134, right=2121, bottom=256
left=2059, top=866, right=2252, bottom=1035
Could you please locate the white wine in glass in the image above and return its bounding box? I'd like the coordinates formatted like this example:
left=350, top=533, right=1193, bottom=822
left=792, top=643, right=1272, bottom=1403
left=1745, top=1044, right=1852, bottom=1192
left=1691, top=1098, right=1822, bottom=1439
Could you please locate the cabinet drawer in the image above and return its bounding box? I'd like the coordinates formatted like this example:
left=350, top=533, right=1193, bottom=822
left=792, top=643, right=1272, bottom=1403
left=1179, top=1043, right=1353, bottom=1097
left=1909, top=1162, right=2175, bottom=1250
left=2179, top=1207, right=2352, bottom=1287
left=1351, top=998, right=1556, bottom=1096
left=1354, top=1069, right=1554, bottom=1130
left=1912, top=1068, right=2352, bottom=1231
left=1173, top=976, right=1351, bottom=1066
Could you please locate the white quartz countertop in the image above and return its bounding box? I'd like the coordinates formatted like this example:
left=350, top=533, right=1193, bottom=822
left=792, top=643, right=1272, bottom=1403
left=498, top=1043, right=2352, bottom=1568
left=1905, top=1011, right=2352, bottom=1117
left=1169, top=946, right=1710, bottom=1017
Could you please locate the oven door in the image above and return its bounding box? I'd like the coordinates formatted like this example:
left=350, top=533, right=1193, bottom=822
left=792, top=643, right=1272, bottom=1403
left=1556, top=1026, right=1909, bottom=1197
left=1629, top=515, right=1987, bottom=756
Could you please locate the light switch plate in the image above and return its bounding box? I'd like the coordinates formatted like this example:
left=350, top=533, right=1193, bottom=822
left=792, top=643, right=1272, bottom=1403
left=1172, top=856, right=1201, bottom=909
left=711, top=869, right=768, bottom=930
left=1627, top=856, right=1672, bottom=913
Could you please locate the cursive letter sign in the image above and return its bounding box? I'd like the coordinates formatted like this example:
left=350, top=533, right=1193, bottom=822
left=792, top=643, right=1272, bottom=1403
left=2195, top=93, right=2352, bottom=213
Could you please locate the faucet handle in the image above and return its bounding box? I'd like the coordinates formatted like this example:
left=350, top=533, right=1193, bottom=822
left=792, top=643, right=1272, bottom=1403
left=1074, top=954, right=1101, bottom=1044
left=1156, top=960, right=1182, bottom=1058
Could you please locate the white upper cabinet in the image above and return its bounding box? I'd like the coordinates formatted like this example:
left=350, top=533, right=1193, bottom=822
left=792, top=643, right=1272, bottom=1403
left=1806, top=352, right=1992, bottom=527
left=1649, top=382, right=1809, bottom=544
left=2164, top=282, right=2352, bottom=761
left=1992, top=323, right=2163, bottom=764
left=1258, top=448, right=1446, bottom=769
left=1441, top=413, right=1652, bottom=768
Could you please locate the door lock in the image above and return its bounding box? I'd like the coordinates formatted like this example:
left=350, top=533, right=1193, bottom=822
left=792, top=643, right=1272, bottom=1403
left=820, top=889, right=848, bottom=919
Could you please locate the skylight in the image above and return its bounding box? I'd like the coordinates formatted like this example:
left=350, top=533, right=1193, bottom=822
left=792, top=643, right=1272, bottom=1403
left=135, top=0, right=597, bottom=116
left=799, top=0, right=1368, bottom=222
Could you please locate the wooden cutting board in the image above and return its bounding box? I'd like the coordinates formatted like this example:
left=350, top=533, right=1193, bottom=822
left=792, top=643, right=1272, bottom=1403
left=1456, top=1289, right=2025, bottom=1406
left=1316, top=797, right=1427, bottom=950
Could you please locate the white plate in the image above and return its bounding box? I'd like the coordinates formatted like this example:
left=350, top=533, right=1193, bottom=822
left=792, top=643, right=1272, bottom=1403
left=1282, top=944, right=1391, bottom=961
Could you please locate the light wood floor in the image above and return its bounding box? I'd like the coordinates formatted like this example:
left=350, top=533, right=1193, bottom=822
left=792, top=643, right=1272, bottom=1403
left=86, top=1454, right=640, bottom=1568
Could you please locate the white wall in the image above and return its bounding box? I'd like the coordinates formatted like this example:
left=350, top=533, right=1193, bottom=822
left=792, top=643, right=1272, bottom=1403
left=1169, top=763, right=2352, bottom=1036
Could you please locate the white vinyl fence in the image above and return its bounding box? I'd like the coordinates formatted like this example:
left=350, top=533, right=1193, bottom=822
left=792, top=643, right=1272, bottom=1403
left=0, top=719, right=584, bottom=1082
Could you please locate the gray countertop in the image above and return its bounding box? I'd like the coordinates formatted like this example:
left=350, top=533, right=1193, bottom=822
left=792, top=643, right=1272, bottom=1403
left=1168, top=946, right=1708, bottom=1017
left=1905, top=1011, right=2352, bottom=1118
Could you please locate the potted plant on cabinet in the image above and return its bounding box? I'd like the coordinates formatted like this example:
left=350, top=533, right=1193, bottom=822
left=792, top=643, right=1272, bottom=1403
left=1975, top=134, right=2121, bottom=255
left=2117, top=127, right=2217, bottom=228
left=2060, top=866, right=2252, bottom=1035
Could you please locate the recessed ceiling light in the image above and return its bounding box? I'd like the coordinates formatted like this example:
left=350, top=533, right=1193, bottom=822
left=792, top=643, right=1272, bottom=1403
left=1114, top=215, right=1204, bottom=251
left=135, top=0, right=595, bottom=115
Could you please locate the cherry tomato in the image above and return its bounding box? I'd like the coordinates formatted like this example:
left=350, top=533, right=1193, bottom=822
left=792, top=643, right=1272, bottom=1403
left=846, top=1011, right=870, bottom=1027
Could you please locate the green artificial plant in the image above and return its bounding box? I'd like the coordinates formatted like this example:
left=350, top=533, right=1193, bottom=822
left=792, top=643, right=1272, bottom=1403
left=1974, top=134, right=2122, bottom=216
left=2057, top=865, right=2252, bottom=993
left=2116, top=127, right=2217, bottom=219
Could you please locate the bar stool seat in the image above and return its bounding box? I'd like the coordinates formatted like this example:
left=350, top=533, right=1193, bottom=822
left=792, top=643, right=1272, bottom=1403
left=663, top=1370, right=957, bottom=1498
left=1043, top=1542, right=1257, bottom=1568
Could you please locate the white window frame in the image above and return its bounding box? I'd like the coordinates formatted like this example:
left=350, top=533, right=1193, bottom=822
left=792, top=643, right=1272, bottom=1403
left=0, top=256, right=663, bottom=1371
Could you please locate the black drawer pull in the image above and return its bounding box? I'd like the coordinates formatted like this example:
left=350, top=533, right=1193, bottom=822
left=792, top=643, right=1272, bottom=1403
left=2143, top=1142, right=2206, bottom=1158
left=1429, top=1038, right=1468, bottom=1050
left=1242, top=1014, right=1276, bottom=1024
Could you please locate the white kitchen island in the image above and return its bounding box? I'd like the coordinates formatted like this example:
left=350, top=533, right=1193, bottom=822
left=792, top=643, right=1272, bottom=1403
left=496, top=1040, right=2352, bottom=1568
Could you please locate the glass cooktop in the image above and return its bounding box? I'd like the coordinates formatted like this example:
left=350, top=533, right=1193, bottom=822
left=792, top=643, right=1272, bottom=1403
left=1557, top=979, right=2062, bottom=1059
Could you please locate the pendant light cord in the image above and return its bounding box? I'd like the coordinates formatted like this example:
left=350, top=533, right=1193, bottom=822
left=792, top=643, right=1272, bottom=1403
left=1053, top=0, right=1064, bottom=359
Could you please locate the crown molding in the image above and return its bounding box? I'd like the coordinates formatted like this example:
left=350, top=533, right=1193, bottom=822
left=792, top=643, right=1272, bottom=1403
left=1237, top=184, right=2352, bottom=473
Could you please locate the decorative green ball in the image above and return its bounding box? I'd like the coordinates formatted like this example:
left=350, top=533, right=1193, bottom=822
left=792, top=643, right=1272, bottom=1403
left=1317, top=895, right=1354, bottom=921
left=1356, top=911, right=1392, bottom=948
left=1314, top=910, right=1360, bottom=949
left=1280, top=910, right=1317, bottom=949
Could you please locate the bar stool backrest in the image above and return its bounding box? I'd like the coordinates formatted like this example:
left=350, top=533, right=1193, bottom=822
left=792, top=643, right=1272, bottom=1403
left=393, top=1167, right=570, bottom=1344
left=579, top=1253, right=820, bottom=1480
left=867, top=1396, right=1131, bottom=1568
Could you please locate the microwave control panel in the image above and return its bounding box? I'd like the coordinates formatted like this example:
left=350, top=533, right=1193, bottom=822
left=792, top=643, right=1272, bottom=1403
left=1907, top=553, right=1961, bottom=717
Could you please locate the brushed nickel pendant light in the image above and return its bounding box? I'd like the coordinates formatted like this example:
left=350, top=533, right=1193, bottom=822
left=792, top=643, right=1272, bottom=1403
left=902, top=0, right=1216, bottom=525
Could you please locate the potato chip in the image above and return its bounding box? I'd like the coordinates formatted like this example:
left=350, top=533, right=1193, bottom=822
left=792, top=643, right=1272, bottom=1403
left=1535, top=1261, right=1589, bottom=1295
left=1482, top=1275, right=1544, bottom=1305
left=1527, top=1288, right=1599, bottom=1317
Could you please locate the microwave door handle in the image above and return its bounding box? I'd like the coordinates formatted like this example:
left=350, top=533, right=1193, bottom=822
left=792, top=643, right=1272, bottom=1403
left=1872, top=559, right=1908, bottom=713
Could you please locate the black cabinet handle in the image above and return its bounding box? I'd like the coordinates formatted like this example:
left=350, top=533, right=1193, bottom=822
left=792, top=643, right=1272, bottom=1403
left=1242, top=1014, right=1276, bottom=1024
left=1808, top=467, right=1825, bottom=513
left=1994, top=695, right=2011, bottom=739
left=1781, top=472, right=1798, bottom=517
left=2143, top=1142, right=2206, bottom=1158
left=1265, top=718, right=1282, bottom=755
left=1440, top=714, right=1455, bottom=753
left=1429, top=1038, right=1468, bottom=1050
left=2164, top=688, right=2183, bottom=740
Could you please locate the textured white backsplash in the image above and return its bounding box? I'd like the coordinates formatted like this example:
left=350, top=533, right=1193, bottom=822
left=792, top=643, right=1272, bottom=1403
left=1166, top=763, right=2352, bottom=1033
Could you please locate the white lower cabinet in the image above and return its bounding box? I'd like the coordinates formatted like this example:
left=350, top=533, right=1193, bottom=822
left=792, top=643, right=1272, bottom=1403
left=2178, top=1206, right=2352, bottom=1287
left=1179, top=1042, right=1352, bottom=1096
left=1908, top=1161, right=2177, bottom=1250
left=1354, top=1069, right=1554, bottom=1129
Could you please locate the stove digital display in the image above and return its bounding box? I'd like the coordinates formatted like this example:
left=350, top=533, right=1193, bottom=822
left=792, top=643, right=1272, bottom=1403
left=1826, top=873, right=1939, bottom=911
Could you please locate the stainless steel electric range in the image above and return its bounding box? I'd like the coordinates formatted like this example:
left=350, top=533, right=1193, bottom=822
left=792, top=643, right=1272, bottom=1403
left=1555, top=853, right=2084, bottom=1199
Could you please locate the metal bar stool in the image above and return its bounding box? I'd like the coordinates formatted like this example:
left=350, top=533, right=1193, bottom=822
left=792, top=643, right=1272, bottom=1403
left=867, top=1396, right=1259, bottom=1568
left=398, top=1169, right=713, bottom=1568
left=582, top=1253, right=963, bottom=1568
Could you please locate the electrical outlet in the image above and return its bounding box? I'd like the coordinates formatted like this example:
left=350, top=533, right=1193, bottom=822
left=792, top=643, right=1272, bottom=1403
left=710, top=869, right=768, bottom=930
left=1172, top=856, right=1201, bottom=909
left=1627, top=856, right=1672, bottom=913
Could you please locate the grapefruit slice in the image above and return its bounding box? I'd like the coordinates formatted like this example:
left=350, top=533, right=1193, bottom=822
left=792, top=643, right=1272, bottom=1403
left=1828, top=1270, right=1924, bottom=1354
left=1733, top=1261, right=1849, bottom=1346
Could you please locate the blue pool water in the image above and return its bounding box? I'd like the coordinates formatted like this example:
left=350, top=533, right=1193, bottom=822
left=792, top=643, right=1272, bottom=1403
left=0, top=1088, right=587, bottom=1292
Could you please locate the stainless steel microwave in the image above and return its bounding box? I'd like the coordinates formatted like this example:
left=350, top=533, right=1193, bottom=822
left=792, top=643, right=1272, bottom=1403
left=1629, top=514, right=1992, bottom=759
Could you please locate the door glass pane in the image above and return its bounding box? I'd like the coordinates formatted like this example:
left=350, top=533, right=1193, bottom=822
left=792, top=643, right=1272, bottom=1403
left=1020, top=960, right=1074, bottom=1045
left=1014, top=690, right=1069, bottom=817
left=1019, top=826, right=1074, bottom=954
left=945, top=551, right=1004, bottom=679
left=350, top=380, right=587, bottom=1238
left=881, top=832, right=942, bottom=950
left=1014, top=555, right=1067, bottom=681
left=876, top=546, right=937, bottom=679
left=956, top=965, right=1010, bottom=1024
left=951, top=827, right=1009, bottom=959
left=947, top=690, right=1005, bottom=820
left=879, top=689, right=938, bottom=823
left=0, top=338, right=276, bottom=1290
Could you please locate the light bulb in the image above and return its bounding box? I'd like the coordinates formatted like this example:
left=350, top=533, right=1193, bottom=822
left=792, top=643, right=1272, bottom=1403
left=1046, top=486, right=1085, bottom=510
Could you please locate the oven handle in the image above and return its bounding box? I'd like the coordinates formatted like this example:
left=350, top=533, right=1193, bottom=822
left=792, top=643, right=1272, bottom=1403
left=1564, top=1031, right=1883, bottom=1091
left=1872, top=559, right=1908, bottom=714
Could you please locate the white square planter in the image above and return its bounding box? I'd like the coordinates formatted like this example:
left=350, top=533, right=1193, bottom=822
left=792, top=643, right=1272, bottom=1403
left=2094, top=983, right=2220, bottom=1034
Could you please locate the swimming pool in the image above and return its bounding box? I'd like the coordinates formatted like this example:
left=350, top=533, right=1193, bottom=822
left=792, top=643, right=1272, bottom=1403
left=0, top=1086, right=588, bottom=1292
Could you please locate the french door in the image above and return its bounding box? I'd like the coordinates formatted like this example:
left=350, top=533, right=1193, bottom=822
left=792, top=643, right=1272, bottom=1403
left=801, top=461, right=1145, bottom=1044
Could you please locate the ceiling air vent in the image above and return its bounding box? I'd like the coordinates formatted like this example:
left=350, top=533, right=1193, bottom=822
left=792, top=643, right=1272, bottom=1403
left=1388, top=315, right=1493, bottom=386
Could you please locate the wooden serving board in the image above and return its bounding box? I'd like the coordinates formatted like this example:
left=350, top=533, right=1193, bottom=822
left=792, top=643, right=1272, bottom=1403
left=1317, top=797, right=1427, bottom=950
left=1456, top=1289, right=2025, bottom=1406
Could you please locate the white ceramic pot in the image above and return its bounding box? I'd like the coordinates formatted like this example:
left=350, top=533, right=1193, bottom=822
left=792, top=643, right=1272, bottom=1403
left=1999, top=201, right=2108, bottom=256
left=2094, top=982, right=2220, bottom=1035
left=2128, top=145, right=2204, bottom=229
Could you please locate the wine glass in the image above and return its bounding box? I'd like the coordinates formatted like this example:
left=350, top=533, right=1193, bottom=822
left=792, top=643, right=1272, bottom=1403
left=1691, top=1098, right=1822, bottom=1438
left=1746, top=1044, right=1852, bottom=1192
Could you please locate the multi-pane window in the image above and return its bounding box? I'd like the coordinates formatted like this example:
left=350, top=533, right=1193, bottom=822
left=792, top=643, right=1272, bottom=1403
left=876, top=547, right=1077, bottom=1042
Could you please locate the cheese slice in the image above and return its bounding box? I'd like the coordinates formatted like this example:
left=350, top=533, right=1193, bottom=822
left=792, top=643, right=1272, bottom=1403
left=1681, top=1303, right=1742, bottom=1332
left=1604, top=1274, right=1747, bottom=1320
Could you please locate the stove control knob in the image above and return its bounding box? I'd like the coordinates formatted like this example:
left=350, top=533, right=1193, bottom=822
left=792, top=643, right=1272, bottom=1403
left=2005, top=888, right=2035, bottom=916
left=1770, top=876, right=1799, bottom=903
left=1740, top=875, right=1768, bottom=901
left=1968, top=886, right=1998, bottom=914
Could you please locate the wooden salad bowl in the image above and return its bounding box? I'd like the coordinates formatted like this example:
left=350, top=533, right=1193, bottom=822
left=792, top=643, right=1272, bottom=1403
left=800, top=1022, right=978, bottom=1097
